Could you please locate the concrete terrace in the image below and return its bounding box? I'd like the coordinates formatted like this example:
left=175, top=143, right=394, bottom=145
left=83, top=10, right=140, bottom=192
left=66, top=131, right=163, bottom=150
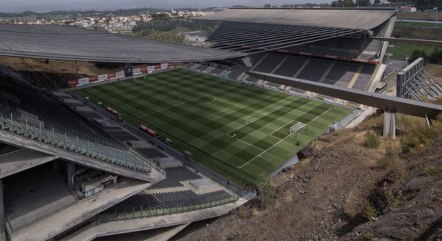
left=61, top=192, right=254, bottom=241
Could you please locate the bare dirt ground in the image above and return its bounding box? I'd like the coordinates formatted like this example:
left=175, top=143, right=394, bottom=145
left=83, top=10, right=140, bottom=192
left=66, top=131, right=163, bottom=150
left=397, top=12, right=440, bottom=21
left=426, top=64, right=442, bottom=84
left=178, top=115, right=442, bottom=241
left=0, top=56, right=118, bottom=76
left=0, top=56, right=125, bottom=88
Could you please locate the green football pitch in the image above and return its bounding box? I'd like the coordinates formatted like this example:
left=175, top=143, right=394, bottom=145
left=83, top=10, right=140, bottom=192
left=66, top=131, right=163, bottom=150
left=76, top=69, right=351, bottom=185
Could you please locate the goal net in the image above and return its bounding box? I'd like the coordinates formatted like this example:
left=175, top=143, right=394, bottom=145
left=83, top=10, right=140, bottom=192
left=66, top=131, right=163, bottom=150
left=289, top=122, right=306, bottom=135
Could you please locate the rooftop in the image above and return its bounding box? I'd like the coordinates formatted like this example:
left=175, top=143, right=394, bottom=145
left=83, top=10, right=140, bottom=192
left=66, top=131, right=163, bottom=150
left=0, top=24, right=245, bottom=63
left=197, top=8, right=396, bottom=30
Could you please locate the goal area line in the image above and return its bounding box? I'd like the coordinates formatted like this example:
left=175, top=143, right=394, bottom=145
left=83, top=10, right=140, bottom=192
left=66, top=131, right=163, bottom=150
left=289, top=122, right=307, bottom=135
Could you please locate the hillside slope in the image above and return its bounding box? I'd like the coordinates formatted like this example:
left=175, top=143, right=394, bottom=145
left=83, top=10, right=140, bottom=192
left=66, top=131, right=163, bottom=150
left=178, top=115, right=442, bottom=241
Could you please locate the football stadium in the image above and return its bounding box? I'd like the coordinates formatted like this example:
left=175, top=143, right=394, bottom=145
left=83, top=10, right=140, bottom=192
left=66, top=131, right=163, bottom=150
left=0, top=7, right=440, bottom=241
left=75, top=69, right=351, bottom=185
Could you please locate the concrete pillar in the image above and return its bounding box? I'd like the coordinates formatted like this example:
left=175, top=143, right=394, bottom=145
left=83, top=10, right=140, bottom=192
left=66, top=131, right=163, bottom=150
left=67, top=162, right=75, bottom=190
left=383, top=110, right=396, bottom=138
left=0, top=179, right=6, bottom=241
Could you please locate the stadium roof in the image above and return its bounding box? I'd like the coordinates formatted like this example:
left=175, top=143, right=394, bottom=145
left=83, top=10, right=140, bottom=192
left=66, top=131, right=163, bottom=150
left=196, top=8, right=395, bottom=54
left=206, top=22, right=365, bottom=54
left=198, top=8, right=396, bottom=30
left=0, top=24, right=246, bottom=63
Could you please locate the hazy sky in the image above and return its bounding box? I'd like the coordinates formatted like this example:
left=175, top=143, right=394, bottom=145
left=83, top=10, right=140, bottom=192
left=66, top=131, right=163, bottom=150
left=0, top=0, right=326, bottom=12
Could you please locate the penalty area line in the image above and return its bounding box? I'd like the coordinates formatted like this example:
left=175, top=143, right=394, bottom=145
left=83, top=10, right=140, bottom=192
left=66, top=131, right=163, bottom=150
left=225, top=133, right=265, bottom=152
left=238, top=108, right=332, bottom=169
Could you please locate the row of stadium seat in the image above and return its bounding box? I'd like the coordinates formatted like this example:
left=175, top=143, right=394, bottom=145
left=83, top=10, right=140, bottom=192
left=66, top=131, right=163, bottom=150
left=285, top=37, right=365, bottom=59
left=0, top=65, right=158, bottom=174
left=148, top=166, right=202, bottom=189
left=0, top=116, right=151, bottom=173
left=284, top=20, right=391, bottom=61
left=228, top=65, right=248, bottom=80
left=0, top=65, right=121, bottom=148
left=136, top=148, right=167, bottom=159
left=103, top=189, right=233, bottom=213
left=252, top=53, right=376, bottom=91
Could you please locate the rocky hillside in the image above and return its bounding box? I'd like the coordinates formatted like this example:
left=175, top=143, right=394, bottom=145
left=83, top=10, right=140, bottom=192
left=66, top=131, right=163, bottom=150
left=178, top=114, right=442, bottom=241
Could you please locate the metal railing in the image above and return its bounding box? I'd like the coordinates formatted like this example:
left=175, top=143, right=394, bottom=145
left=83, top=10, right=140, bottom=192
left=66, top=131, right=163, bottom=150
left=0, top=113, right=153, bottom=174
left=62, top=94, right=166, bottom=176
left=95, top=196, right=238, bottom=224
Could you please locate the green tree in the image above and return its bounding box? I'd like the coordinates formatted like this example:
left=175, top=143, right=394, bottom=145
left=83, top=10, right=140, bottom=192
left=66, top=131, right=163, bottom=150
left=343, top=0, right=355, bottom=7
left=429, top=48, right=442, bottom=64
left=408, top=49, right=427, bottom=64
left=357, top=0, right=371, bottom=6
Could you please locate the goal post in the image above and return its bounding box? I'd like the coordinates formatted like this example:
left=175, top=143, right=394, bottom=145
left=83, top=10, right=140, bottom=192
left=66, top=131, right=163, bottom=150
left=289, top=122, right=306, bottom=135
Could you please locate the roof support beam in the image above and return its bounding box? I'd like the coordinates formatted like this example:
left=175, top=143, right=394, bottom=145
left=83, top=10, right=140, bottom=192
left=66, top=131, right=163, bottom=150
left=204, top=21, right=364, bottom=54
left=208, top=22, right=360, bottom=44
left=209, top=26, right=352, bottom=46
left=214, top=29, right=362, bottom=54
left=248, top=70, right=442, bottom=119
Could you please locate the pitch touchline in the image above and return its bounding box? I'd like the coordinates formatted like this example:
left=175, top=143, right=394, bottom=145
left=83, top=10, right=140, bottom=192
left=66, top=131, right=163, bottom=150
left=238, top=108, right=332, bottom=169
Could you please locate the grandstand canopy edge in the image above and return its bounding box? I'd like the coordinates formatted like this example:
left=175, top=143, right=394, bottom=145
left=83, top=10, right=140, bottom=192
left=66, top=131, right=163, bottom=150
left=196, top=8, right=395, bottom=54
left=0, top=24, right=246, bottom=63
left=197, top=8, right=396, bottom=31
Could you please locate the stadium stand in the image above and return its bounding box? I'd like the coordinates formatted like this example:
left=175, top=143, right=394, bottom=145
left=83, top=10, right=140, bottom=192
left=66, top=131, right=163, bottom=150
left=98, top=165, right=237, bottom=223
left=196, top=64, right=209, bottom=72
left=285, top=37, right=365, bottom=59
left=263, top=81, right=282, bottom=90
left=273, top=55, right=310, bottom=77
left=228, top=65, right=248, bottom=80
left=77, top=111, right=103, bottom=119
left=148, top=166, right=202, bottom=189
left=211, top=67, right=224, bottom=75
left=0, top=65, right=154, bottom=174
left=283, top=20, right=392, bottom=61
left=252, top=53, right=287, bottom=73
left=136, top=148, right=168, bottom=159
left=296, top=58, right=332, bottom=82
left=352, top=65, right=376, bottom=91
left=323, top=62, right=360, bottom=86
left=247, top=53, right=376, bottom=91
left=243, top=74, right=258, bottom=84
left=107, top=130, right=139, bottom=142
left=100, top=126, right=125, bottom=132
left=194, top=8, right=397, bottom=96
left=0, top=66, right=119, bottom=147
left=104, top=190, right=232, bottom=214
left=0, top=117, right=151, bottom=173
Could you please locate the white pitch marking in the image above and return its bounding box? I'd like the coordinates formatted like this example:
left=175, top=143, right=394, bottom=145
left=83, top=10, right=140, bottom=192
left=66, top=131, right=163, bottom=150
left=238, top=108, right=331, bottom=169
